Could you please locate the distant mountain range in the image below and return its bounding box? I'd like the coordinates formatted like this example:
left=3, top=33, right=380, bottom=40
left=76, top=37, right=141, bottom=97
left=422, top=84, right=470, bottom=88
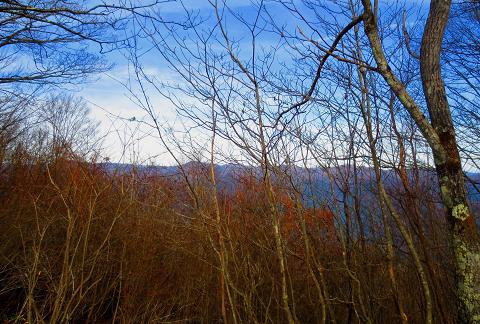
left=98, top=162, right=480, bottom=203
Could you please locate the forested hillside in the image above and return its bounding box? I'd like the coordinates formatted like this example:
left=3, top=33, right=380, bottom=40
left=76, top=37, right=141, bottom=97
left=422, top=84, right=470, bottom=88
left=0, top=1, right=479, bottom=323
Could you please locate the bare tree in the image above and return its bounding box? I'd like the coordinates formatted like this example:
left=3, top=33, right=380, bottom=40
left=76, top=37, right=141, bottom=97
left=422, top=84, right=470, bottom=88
left=35, top=93, right=100, bottom=157
left=122, top=0, right=479, bottom=322
left=0, top=0, right=165, bottom=92
left=263, top=0, right=478, bottom=321
left=359, top=0, right=480, bottom=321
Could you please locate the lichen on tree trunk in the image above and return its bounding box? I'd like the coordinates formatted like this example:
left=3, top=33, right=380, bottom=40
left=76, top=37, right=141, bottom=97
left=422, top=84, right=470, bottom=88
left=453, top=232, right=480, bottom=323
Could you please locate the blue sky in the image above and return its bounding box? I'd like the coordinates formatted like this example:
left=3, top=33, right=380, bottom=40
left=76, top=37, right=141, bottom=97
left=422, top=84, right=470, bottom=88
left=79, top=0, right=430, bottom=165
left=80, top=1, right=296, bottom=163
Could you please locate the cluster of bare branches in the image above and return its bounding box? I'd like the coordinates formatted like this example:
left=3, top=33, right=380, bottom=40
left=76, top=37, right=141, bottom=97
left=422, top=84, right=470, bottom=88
left=124, top=0, right=480, bottom=322
left=0, top=0, right=479, bottom=323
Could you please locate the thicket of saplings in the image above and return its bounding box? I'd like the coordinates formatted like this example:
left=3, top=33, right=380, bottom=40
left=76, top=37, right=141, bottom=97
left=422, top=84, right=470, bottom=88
left=0, top=101, right=476, bottom=323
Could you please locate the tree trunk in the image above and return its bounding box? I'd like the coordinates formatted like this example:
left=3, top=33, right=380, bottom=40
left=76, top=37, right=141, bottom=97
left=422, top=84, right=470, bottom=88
left=420, top=0, right=480, bottom=322
left=361, top=0, right=480, bottom=321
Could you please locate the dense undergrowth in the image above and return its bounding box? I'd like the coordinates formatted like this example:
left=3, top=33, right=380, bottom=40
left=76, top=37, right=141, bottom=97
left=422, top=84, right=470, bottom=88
left=1, top=144, right=476, bottom=323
